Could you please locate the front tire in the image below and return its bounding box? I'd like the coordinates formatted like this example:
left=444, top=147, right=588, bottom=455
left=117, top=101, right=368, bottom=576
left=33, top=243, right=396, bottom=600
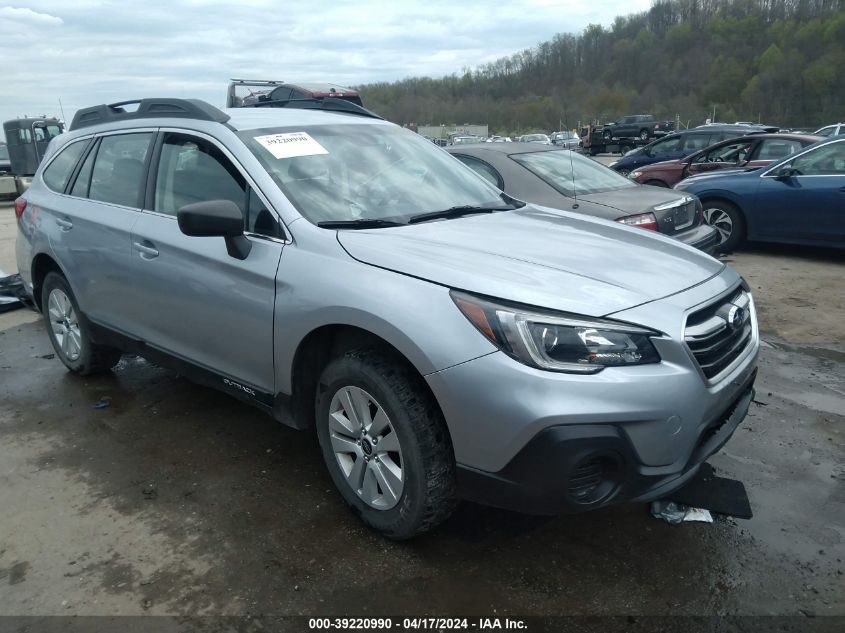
left=639, top=129, right=650, bottom=141
left=702, top=200, right=745, bottom=253
left=41, top=272, right=121, bottom=375
left=315, top=348, right=456, bottom=539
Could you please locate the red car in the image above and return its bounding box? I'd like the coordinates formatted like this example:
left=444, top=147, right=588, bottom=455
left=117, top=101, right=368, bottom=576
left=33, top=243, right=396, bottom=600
left=629, top=133, right=822, bottom=188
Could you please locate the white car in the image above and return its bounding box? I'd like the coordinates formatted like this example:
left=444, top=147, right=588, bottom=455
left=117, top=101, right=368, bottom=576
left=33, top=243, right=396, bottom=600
left=814, top=123, right=845, bottom=137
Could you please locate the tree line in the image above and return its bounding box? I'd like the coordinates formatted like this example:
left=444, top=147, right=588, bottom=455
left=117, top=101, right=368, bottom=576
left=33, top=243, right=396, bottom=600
left=357, top=0, right=845, bottom=134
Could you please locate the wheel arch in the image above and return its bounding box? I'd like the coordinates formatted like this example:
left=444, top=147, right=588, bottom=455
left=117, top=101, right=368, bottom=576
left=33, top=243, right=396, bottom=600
left=285, top=324, right=447, bottom=434
left=30, top=253, right=68, bottom=312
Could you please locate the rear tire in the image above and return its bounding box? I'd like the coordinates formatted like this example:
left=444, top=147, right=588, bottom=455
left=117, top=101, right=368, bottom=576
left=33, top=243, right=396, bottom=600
left=639, top=129, right=650, bottom=141
left=315, top=348, right=456, bottom=540
left=41, top=272, right=121, bottom=375
left=702, top=200, right=745, bottom=253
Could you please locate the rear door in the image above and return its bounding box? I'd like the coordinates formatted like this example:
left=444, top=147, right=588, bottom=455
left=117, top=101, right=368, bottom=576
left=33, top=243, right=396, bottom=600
left=129, top=130, right=284, bottom=395
left=46, top=131, right=153, bottom=333
left=752, top=139, right=845, bottom=244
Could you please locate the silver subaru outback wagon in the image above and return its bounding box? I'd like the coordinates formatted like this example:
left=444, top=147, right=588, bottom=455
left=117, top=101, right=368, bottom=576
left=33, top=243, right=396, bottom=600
left=15, top=98, right=759, bottom=539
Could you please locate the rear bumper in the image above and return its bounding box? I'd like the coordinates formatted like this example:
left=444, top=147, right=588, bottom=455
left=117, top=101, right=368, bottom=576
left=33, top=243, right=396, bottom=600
left=676, top=224, right=720, bottom=255
left=456, top=368, right=756, bottom=515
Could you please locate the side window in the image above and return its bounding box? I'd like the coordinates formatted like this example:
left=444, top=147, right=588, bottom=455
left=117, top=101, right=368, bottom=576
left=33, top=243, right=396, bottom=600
left=755, top=139, right=803, bottom=161
left=682, top=134, right=712, bottom=152
left=246, top=188, right=281, bottom=237
left=18, top=129, right=32, bottom=144
left=88, top=133, right=152, bottom=207
left=42, top=139, right=88, bottom=193
left=697, top=140, right=751, bottom=164
left=69, top=141, right=97, bottom=198
left=816, top=126, right=834, bottom=138
left=154, top=133, right=246, bottom=216
left=650, top=136, right=682, bottom=156
left=454, top=155, right=503, bottom=188
left=789, top=142, right=845, bottom=176
left=269, top=87, right=292, bottom=101
left=289, top=89, right=306, bottom=100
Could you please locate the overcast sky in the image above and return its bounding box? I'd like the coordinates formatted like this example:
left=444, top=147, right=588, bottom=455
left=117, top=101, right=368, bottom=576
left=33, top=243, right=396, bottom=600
left=0, top=0, right=651, bottom=125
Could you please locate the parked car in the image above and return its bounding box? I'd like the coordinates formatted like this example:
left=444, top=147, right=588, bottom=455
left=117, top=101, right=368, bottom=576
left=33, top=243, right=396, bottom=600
left=234, top=81, right=363, bottom=107
left=629, top=133, right=821, bottom=188
left=446, top=143, right=718, bottom=253
left=603, top=115, right=675, bottom=141
left=675, top=136, right=845, bottom=252
left=449, top=135, right=482, bottom=145
left=520, top=133, right=551, bottom=145
left=608, top=124, right=779, bottom=176
left=814, top=123, right=845, bottom=137
left=15, top=97, right=758, bottom=539
left=550, top=131, right=580, bottom=149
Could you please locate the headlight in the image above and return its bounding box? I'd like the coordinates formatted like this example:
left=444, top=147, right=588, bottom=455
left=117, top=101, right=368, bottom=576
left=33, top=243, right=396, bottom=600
left=674, top=180, right=690, bottom=191
left=451, top=291, right=661, bottom=374
left=630, top=170, right=643, bottom=179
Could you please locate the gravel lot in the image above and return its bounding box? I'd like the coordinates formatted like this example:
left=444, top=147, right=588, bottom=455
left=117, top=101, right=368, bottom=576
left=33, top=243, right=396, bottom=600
left=1, top=200, right=843, bottom=620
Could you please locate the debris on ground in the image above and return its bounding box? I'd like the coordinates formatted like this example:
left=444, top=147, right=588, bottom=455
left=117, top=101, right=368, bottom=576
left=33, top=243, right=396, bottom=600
left=0, top=271, right=34, bottom=313
left=93, top=397, right=111, bottom=410
left=650, top=501, right=714, bottom=525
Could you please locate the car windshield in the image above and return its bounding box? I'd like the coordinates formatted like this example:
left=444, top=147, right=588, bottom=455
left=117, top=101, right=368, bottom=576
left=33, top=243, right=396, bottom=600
left=239, top=124, right=507, bottom=225
left=512, top=150, right=636, bottom=196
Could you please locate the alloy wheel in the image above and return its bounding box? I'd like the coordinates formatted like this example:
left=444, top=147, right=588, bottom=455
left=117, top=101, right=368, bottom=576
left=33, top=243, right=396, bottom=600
left=703, top=207, right=734, bottom=245
left=48, top=288, right=82, bottom=362
left=328, top=386, right=404, bottom=510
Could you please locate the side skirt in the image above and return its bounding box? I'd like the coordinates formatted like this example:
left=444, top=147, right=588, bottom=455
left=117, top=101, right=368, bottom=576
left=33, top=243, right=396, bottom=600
left=86, top=320, right=303, bottom=428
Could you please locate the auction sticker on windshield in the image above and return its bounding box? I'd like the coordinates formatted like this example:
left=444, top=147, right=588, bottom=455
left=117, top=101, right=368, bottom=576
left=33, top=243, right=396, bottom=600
left=254, top=132, right=329, bottom=159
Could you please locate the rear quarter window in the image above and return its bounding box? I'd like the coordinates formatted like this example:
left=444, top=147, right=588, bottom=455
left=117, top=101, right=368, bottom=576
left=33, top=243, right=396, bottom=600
left=42, top=139, right=89, bottom=193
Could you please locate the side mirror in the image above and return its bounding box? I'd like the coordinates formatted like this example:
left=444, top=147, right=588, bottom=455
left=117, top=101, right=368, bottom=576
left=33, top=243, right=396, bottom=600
left=177, top=199, right=252, bottom=260
left=775, top=166, right=799, bottom=180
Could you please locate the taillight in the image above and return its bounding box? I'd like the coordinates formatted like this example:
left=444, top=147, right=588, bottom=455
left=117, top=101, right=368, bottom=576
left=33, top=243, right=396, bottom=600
left=617, top=212, right=658, bottom=231
left=14, top=197, right=27, bottom=221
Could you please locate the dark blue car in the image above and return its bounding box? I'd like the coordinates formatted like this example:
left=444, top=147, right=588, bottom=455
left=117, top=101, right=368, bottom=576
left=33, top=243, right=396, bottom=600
left=608, top=124, right=777, bottom=176
left=675, top=136, right=845, bottom=252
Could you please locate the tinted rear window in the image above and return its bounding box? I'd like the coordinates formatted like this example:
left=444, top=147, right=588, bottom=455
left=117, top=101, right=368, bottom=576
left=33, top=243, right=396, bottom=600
left=42, top=140, right=88, bottom=193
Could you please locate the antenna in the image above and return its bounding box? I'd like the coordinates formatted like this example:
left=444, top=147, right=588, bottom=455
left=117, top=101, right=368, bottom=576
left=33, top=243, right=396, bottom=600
left=58, top=98, right=66, bottom=121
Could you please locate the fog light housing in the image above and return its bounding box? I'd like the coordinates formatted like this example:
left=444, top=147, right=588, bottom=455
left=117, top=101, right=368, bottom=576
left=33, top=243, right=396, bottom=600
left=567, top=455, right=622, bottom=505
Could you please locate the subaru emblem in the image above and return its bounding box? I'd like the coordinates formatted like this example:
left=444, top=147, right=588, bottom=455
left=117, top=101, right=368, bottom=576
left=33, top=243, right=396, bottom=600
left=727, top=305, right=745, bottom=329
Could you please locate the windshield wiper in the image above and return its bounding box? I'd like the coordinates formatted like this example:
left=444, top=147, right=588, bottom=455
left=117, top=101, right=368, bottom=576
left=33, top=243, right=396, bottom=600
left=317, top=218, right=406, bottom=230
left=407, top=204, right=515, bottom=225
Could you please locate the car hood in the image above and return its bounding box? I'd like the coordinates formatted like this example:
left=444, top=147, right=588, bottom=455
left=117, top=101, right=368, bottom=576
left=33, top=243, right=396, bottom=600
left=337, top=205, right=724, bottom=317
left=575, top=185, right=692, bottom=216
left=636, top=159, right=683, bottom=172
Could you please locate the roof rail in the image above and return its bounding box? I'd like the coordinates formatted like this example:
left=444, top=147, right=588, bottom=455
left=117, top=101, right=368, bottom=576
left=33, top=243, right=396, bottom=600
left=229, top=78, right=285, bottom=86
left=245, top=97, right=382, bottom=120
left=70, top=98, right=230, bottom=131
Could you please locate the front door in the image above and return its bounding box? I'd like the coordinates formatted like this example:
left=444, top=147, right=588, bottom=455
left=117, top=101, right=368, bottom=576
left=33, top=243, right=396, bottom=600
left=752, top=139, right=845, bottom=244
left=129, top=131, right=284, bottom=395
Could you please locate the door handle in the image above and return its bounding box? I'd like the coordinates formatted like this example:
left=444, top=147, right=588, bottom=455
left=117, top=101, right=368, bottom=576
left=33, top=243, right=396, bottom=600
left=55, top=217, right=73, bottom=231
left=133, top=241, right=159, bottom=259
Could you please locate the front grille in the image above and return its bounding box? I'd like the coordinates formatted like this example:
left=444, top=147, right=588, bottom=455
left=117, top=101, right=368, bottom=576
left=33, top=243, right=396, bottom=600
left=567, top=459, right=603, bottom=501
left=684, top=289, right=753, bottom=380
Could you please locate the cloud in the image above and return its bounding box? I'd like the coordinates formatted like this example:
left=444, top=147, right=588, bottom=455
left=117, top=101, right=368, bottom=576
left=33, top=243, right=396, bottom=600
left=0, top=0, right=651, bottom=124
left=0, top=5, right=63, bottom=25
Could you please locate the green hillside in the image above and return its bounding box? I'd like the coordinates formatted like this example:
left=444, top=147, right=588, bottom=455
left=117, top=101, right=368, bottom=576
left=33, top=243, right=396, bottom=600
left=358, top=0, right=845, bottom=133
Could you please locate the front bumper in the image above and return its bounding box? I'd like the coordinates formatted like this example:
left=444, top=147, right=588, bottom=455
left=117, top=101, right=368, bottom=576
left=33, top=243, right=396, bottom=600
left=454, top=368, right=755, bottom=514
